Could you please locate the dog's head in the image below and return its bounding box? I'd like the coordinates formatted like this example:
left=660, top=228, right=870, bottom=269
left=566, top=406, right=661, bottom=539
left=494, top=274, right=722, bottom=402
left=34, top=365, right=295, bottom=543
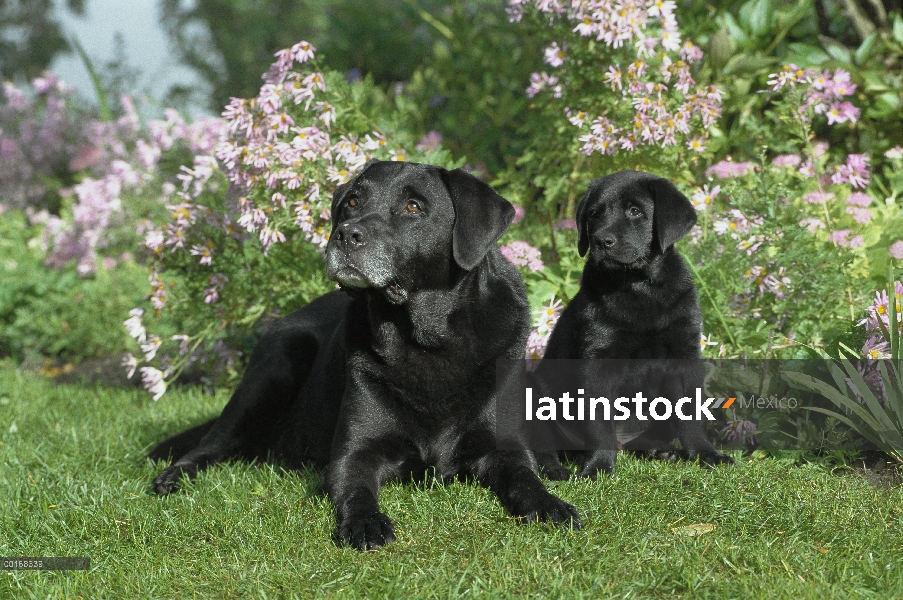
left=575, top=170, right=696, bottom=269
left=325, top=160, right=515, bottom=304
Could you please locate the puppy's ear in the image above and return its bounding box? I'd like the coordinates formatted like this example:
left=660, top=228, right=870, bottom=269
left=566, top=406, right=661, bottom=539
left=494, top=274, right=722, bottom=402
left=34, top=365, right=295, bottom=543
left=441, top=168, right=515, bottom=270
left=651, top=177, right=696, bottom=252
left=330, top=159, right=380, bottom=226
left=575, top=184, right=596, bottom=258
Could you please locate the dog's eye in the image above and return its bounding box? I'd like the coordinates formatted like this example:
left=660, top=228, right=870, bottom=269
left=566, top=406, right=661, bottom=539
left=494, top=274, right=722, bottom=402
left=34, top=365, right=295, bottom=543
left=628, top=207, right=643, bottom=217
left=405, top=201, right=422, bottom=213
left=347, top=197, right=358, bottom=208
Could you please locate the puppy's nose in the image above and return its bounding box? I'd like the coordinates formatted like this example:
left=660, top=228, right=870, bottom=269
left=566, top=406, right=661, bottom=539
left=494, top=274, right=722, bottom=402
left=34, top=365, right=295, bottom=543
left=596, top=233, right=616, bottom=248
left=335, top=223, right=367, bottom=248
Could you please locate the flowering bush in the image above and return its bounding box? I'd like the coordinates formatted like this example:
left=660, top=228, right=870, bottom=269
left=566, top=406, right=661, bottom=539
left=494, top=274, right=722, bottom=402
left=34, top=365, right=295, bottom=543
left=497, top=0, right=722, bottom=225
left=0, top=72, right=225, bottom=275
left=0, top=73, right=84, bottom=215
left=123, top=42, right=459, bottom=398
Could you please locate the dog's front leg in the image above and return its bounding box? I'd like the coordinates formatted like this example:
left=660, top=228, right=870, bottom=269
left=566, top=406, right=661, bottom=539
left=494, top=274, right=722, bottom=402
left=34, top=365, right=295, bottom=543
left=474, top=450, right=581, bottom=529
left=327, top=444, right=411, bottom=550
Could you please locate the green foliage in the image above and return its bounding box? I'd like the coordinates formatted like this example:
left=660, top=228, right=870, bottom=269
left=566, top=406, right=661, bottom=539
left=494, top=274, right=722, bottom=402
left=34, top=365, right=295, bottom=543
left=0, top=211, right=147, bottom=363
left=161, top=0, right=458, bottom=111
left=402, top=0, right=544, bottom=173
left=689, top=0, right=903, bottom=166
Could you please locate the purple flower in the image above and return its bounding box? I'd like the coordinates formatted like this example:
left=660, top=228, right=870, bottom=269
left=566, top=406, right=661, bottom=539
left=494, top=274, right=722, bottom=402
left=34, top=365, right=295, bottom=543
left=825, top=101, right=859, bottom=125
left=415, top=130, right=443, bottom=152
left=512, top=205, right=525, bottom=224
left=139, top=367, right=167, bottom=401
left=500, top=241, right=544, bottom=271
left=543, top=42, right=566, bottom=67
left=889, top=241, right=903, bottom=260
left=799, top=217, right=825, bottom=233
left=803, top=191, right=834, bottom=205
left=721, top=418, right=757, bottom=444
left=706, top=160, right=754, bottom=179
left=845, top=206, right=872, bottom=224
left=832, top=154, right=870, bottom=189
left=526, top=296, right=563, bottom=360
left=772, top=153, right=801, bottom=167
left=526, top=72, right=561, bottom=98
left=846, top=192, right=871, bottom=207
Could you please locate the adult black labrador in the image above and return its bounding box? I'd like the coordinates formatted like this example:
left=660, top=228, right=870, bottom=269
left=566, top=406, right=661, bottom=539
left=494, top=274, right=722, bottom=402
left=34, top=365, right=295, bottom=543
left=535, top=170, right=732, bottom=479
left=149, top=160, right=579, bottom=549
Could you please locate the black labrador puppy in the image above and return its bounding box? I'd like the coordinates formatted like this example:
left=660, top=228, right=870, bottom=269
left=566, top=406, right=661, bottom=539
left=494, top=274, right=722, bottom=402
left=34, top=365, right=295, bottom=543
left=536, top=170, right=732, bottom=479
left=149, top=160, right=579, bottom=549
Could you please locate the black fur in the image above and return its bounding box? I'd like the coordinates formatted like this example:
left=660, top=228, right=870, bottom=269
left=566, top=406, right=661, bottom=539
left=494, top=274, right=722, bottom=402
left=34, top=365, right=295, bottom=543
left=149, top=160, right=579, bottom=549
left=537, top=170, right=732, bottom=480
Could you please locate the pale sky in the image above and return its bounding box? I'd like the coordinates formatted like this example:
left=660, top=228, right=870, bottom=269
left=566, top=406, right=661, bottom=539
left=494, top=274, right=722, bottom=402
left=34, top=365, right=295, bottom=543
left=50, top=0, right=207, bottom=116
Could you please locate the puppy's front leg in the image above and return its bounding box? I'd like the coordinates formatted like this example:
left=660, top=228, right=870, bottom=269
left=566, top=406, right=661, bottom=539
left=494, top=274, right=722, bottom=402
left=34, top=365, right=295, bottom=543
left=677, top=421, right=733, bottom=466
left=577, top=420, right=619, bottom=479
left=474, top=450, right=581, bottom=529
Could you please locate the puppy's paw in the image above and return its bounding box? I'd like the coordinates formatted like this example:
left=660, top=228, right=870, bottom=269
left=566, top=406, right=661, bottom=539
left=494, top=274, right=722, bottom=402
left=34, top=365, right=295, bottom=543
left=339, top=511, right=395, bottom=551
left=576, top=449, right=617, bottom=480
left=645, top=448, right=680, bottom=463
left=541, top=464, right=572, bottom=481
left=686, top=448, right=734, bottom=466
left=699, top=449, right=734, bottom=466
left=512, top=492, right=581, bottom=530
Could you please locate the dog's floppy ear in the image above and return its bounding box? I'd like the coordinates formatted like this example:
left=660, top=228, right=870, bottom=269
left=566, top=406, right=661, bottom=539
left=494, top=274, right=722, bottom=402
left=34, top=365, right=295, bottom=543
left=575, top=179, right=601, bottom=258
left=330, top=159, right=380, bottom=225
left=651, top=177, right=697, bottom=252
left=441, top=167, right=515, bottom=270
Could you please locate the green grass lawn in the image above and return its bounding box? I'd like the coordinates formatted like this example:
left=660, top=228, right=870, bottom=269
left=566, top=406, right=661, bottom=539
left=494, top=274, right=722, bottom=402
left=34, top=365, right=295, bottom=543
left=1, top=361, right=902, bottom=598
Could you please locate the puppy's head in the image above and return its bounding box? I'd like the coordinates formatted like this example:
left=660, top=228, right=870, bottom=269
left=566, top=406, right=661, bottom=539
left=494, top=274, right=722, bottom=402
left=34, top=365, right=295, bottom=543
left=576, top=170, right=696, bottom=269
left=325, top=160, right=514, bottom=304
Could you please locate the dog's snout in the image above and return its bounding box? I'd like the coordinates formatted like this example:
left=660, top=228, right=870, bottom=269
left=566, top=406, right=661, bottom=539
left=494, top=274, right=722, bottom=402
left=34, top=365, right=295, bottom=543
left=336, top=223, right=367, bottom=248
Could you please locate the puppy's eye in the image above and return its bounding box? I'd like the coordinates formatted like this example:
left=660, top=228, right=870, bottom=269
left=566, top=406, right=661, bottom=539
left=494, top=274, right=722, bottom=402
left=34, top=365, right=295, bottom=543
left=405, top=201, right=422, bottom=213
left=628, top=206, right=643, bottom=217
left=347, top=197, right=358, bottom=208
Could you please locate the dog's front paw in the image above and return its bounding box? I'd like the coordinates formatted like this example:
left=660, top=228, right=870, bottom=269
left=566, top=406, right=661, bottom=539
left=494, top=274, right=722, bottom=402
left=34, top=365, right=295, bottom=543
left=576, top=449, right=617, bottom=480
left=339, top=511, right=395, bottom=550
left=152, top=464, right=197, bottom=496
left=512, top=492, right=581, bottom=530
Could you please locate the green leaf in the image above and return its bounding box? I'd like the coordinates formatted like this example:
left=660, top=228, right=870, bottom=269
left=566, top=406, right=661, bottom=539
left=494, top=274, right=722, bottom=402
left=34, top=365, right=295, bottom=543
left=820, top=37, right=852, bottom=64
left=749, top=0, right=774, bottom=38
left=721, top=13, right=749, bottom=46
left=894, top=14, right=903, bottom=45
left=854, top=32, right=879, bottom=66
left=70, top=37, right=112, bottom=121
left=783, top=370, right=884, bottom=436
left=724, top=55, right=780, bottom=75
left=708, top=26, right=733, bottom=71
left=786, top=43, right=831, bottom=66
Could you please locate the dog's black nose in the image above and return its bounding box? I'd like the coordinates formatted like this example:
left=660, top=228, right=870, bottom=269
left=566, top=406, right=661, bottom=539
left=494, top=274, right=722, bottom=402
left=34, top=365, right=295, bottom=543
left=335, top=223, right=367, bottom=248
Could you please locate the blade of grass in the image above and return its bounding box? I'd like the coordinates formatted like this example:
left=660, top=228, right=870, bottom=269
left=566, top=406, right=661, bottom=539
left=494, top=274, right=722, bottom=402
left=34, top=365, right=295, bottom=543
left=70, top=36, right=112, bottom=121
left=685, top=259, right=737, bottom=348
